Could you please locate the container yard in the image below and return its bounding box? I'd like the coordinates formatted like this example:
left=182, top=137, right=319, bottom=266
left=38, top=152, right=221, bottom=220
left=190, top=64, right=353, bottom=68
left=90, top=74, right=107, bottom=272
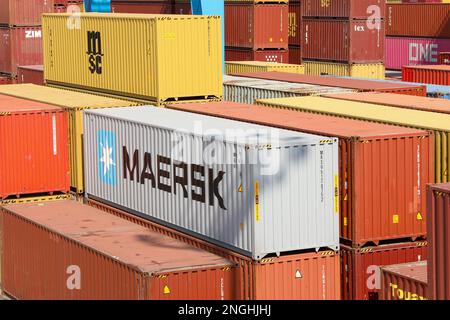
left=0, top=0, right=450, bottom=307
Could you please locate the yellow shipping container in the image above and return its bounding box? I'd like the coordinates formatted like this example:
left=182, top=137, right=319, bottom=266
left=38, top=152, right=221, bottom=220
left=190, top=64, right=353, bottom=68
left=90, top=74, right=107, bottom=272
left=303, top=61, right=385, bottom=80
left=42, top=13, right=223, bottom=105
left=226, top=61, right=305, bottom=75
left=0, top=84, right=139, bottom=194
left=256, top=96, right=450, bottom=183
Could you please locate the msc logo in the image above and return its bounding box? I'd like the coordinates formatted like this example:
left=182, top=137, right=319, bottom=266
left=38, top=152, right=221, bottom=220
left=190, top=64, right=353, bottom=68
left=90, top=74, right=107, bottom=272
left=86, top=31, right=103, bottom=74
left=97, top=130, right=117, bottom=185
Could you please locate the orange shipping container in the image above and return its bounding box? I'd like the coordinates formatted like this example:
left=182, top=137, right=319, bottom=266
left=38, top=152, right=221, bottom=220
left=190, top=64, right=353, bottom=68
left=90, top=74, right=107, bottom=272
left=380, top=261, right=427, bottom=300
left=0, top=94, right=69, bottom=201
left=86, top=198, right=341, bottom=300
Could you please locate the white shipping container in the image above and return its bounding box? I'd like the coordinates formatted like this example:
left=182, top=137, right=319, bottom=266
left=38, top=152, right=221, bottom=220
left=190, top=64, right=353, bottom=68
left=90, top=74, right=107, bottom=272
left=84, top=107, right=340, bottom=259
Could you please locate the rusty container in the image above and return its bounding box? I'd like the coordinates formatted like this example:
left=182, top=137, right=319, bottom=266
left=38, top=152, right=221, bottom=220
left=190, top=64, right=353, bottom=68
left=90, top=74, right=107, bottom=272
left=86, top=198, right=341, bottom=300
left=0, top=0, right=54, bottom=26
left=381, top=261, right=427, bottom=300
left=427, top=183, right=450, bottom=300
left=17, top=65, right=44, bottom=85
left=302, top=0, right=386, bottom=19
left=341, top=241, right=428, bottom=300
left=0, top=200, right=242, bottom=300
left=403, top=65, right=450, bottom=86
left=0, top=94, right=70, bottom=201
left=168, top=101, right=433, bottom=247
left=225, top=48, right=289, bottom=63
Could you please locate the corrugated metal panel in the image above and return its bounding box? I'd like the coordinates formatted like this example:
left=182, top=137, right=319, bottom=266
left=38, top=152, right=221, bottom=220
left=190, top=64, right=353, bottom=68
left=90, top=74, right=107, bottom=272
left=42, top=13, right=223, bottom=105
left=1, top=200, right=239, bottom=300
left=256, top=96, right=449, bottom=182
left=427, top=183, right=450, bottom=300
left=341, top=241, right=428, bottom=300
left=0, top=94, right=70, bottom=200
left=17, top=65, right=44, bottom=85
left=111, top=2, right=173, bottom=14
left=169, top=102, right=432, bottom=246
left=225, top=61, right=305, bottom=75
left=0, top=84, right=139, bottom=194
left=84, top=107, right=340, bottom=260
left=0, top=0, right=54, bottom=26
left=225, top=48, right=289, bottom=63
left=288, top=1, right=301, bottom=46
left=302, top=0, right=386, bottom=19
left=403, top=65, right=450, bottom=86
left=303, top=61, right=385, bottom=79
left=381, top=261, right=427, bottom=300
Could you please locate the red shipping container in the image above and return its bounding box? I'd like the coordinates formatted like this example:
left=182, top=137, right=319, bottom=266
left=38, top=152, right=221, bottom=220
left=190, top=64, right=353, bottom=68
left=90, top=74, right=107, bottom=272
left=225, top=48, right=289, bottom=63
left=230, top=72, right=427, bottom=96
left=288, top=0, right=301, bottom=46
left=427, top=183, right=450, bottom=300
left=302, top=19, right=385, bottom=63
left=0, top=200, right=241, bottom=300
left=0, top=76, right=12, bottom=85
left=111, top=1, right=172, bottom=14
left=402, top=65, right=450, bottom=85
left=387, top=4, right=450, bottom=38
left=0, top=27, right=43, bottom=76
left=381, top=261, right=427, bottom=300
left=0, top=0, right=54, bottom=26
left=168, top=101, right=433, bottom=247
left=17, top=65, right=44, bottom=85
left=173, top=2, right=191, bottom=14
left=225, top=4, right=288, bottom=49
left=302, top=0, right=386, bottom=19
left=86, top=198, right=342, bottom=300
left=439, top=52, right=450, bottom=65
left=288, top=45, right=301, bottom=64
left=0, top=94, right=70, bottom=200
left=341, top=241, right=427, bottom=300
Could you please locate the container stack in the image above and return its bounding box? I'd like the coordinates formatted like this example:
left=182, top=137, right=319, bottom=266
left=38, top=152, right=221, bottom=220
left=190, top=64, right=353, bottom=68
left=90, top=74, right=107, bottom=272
left=288, top=0, right=301, bottom=64
left=225, top=0, right=289, bottom=63
left=301, top=0, right=386, bottom=79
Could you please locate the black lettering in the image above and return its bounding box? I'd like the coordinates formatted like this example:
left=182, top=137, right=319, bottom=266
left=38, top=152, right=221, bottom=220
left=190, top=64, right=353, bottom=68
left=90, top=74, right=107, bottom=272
left=95, top=55, right=102, bottom=74
left=209, top=168, right=226, bottom=210
left=157, top=155, right=171, bottom=193
left=88, top=55, right=96, bottom=74
left=173, top=161, right=188, bottom=198
left=123, top=147, right=139, bottom=182
left=140, top=152, right=156, bottom=187
left=87, top=31, right=102, bottom=55
left=191, top=164, right=205, bottom=203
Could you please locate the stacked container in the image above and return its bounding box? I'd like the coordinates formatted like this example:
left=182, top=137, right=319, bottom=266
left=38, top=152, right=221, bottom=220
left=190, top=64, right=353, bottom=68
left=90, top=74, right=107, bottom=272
left=301, top=0, right=386, bottom=79
left=288, top=0, right=301, bottom=64
left=111, top=0, right=173, bottom=14
left=225, top=0, right=289, bottom=63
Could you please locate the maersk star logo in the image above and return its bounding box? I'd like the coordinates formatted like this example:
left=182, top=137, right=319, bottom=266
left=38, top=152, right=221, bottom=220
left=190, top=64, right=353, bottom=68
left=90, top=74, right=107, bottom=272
left=97, top=130, right=117, bottom=185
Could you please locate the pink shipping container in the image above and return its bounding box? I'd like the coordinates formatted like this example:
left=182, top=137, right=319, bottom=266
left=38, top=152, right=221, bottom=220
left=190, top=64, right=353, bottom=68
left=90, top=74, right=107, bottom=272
left=302, top=0, right=386, bottom=19
left=302, top=19, right=385, bottom=63
left=381, top=261, right=427, bottom=300
left=402, top=65, right=450, bottom=85
left=225, top=4, right=288, bottom=49
left=0, top=27, right=43, bottom=76
left=386, top=37, right=450, bottom=70
left=0, top=0, right=54, bottom=26
left=427, top=183, right=450, bottom=300
left=225, top=48, right=289, bottom=63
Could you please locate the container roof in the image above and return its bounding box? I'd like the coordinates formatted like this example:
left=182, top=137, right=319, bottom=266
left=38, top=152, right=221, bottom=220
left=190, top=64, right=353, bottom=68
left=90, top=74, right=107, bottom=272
left=231, top=72, right=425, bottom=91
left=0, top=84, right=137, bottom=109
left=324, top=92, right=450, bottom=115
left=18, top=65, right=44, bottom=71
left=44, top=13, right=220, bottom=20
left=168, top=101, right=427, bottom=139
left=3, top=200, right=233, bottom=275
left=382, top=261, right=427, bottom=284
left=0, top=93, right=61, bottom=113
left=257, top=96, right=450, bottom=132
left=429, top=183, right=450, bottom=193
left=86, top=106, right=331, bottom=147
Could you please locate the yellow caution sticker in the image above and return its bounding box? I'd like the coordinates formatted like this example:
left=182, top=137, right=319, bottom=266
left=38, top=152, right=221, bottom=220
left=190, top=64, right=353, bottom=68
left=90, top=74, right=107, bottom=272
left=269, top=37, right=273, bottom=43
left=393, top=214, right=399, bottom=224
left=334, top=175, right=339, bottom=214
left=164, top=32, right=176, bottom=40
left=238, top=184, right=243, bottom=193
left=255, top=181, right=260, bottom=222
left=417, top=212, right=423, bottom=221
left=343, top=217, right=348, bottom=226
left=163, top=285, right=171, bottom=294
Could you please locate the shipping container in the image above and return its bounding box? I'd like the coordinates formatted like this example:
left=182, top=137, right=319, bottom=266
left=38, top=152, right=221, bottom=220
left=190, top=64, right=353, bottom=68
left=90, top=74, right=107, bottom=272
left=256, top=96, right=449, bottom=182
left=303, top=61, right=385, bottom=79
left=0, top=94, right=70, bottom=200
left=225, top=61, right=305, bottom=75
left=173, top=0, right=191, bottom=14
left=17, top=65, right=44, bottom=85
left=288, top=45, right=301, bottom=64
left=427, top=183, right=450, bottom=300
left=0, top=84, right=139, bottom=194
left=341, top=241, right=427, bottom=300
left=111, top=1, right=172, bottom=14
left=225, top=4, right=288, bottom=49
left=42, top=13, right=222, bottom=105
left=223, top=75, right=357, bottom=104
left=84, top=106, right=340, bottom=260
left=386, top=37, right=450, bottom=70
left=288, top=0, right=301, bottom=46
left=169, top=101, right=432, bottom=246
left=86, top=197, right=341, bottom=300
left=0, top=0, right=54, bottom=26
left=380, top=261, right=427, bottom=300
left=440, top=52, right=450, bottom=65
left=302, top=19, right=385, bottom=63
left=0, top=27, right=43, bottom=76
left=0, top=200, right=241, bottom=300
left=231, top=72, right=427, bottom=96
left=403, top=65, right=450, bottom=86
left=302, top=0, right=386, bottom=19
left=226, top=48, right=289, bottom=63
left=386, top=3, right=450, bottom=38
left=0, top=76, right=12, bottom=85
